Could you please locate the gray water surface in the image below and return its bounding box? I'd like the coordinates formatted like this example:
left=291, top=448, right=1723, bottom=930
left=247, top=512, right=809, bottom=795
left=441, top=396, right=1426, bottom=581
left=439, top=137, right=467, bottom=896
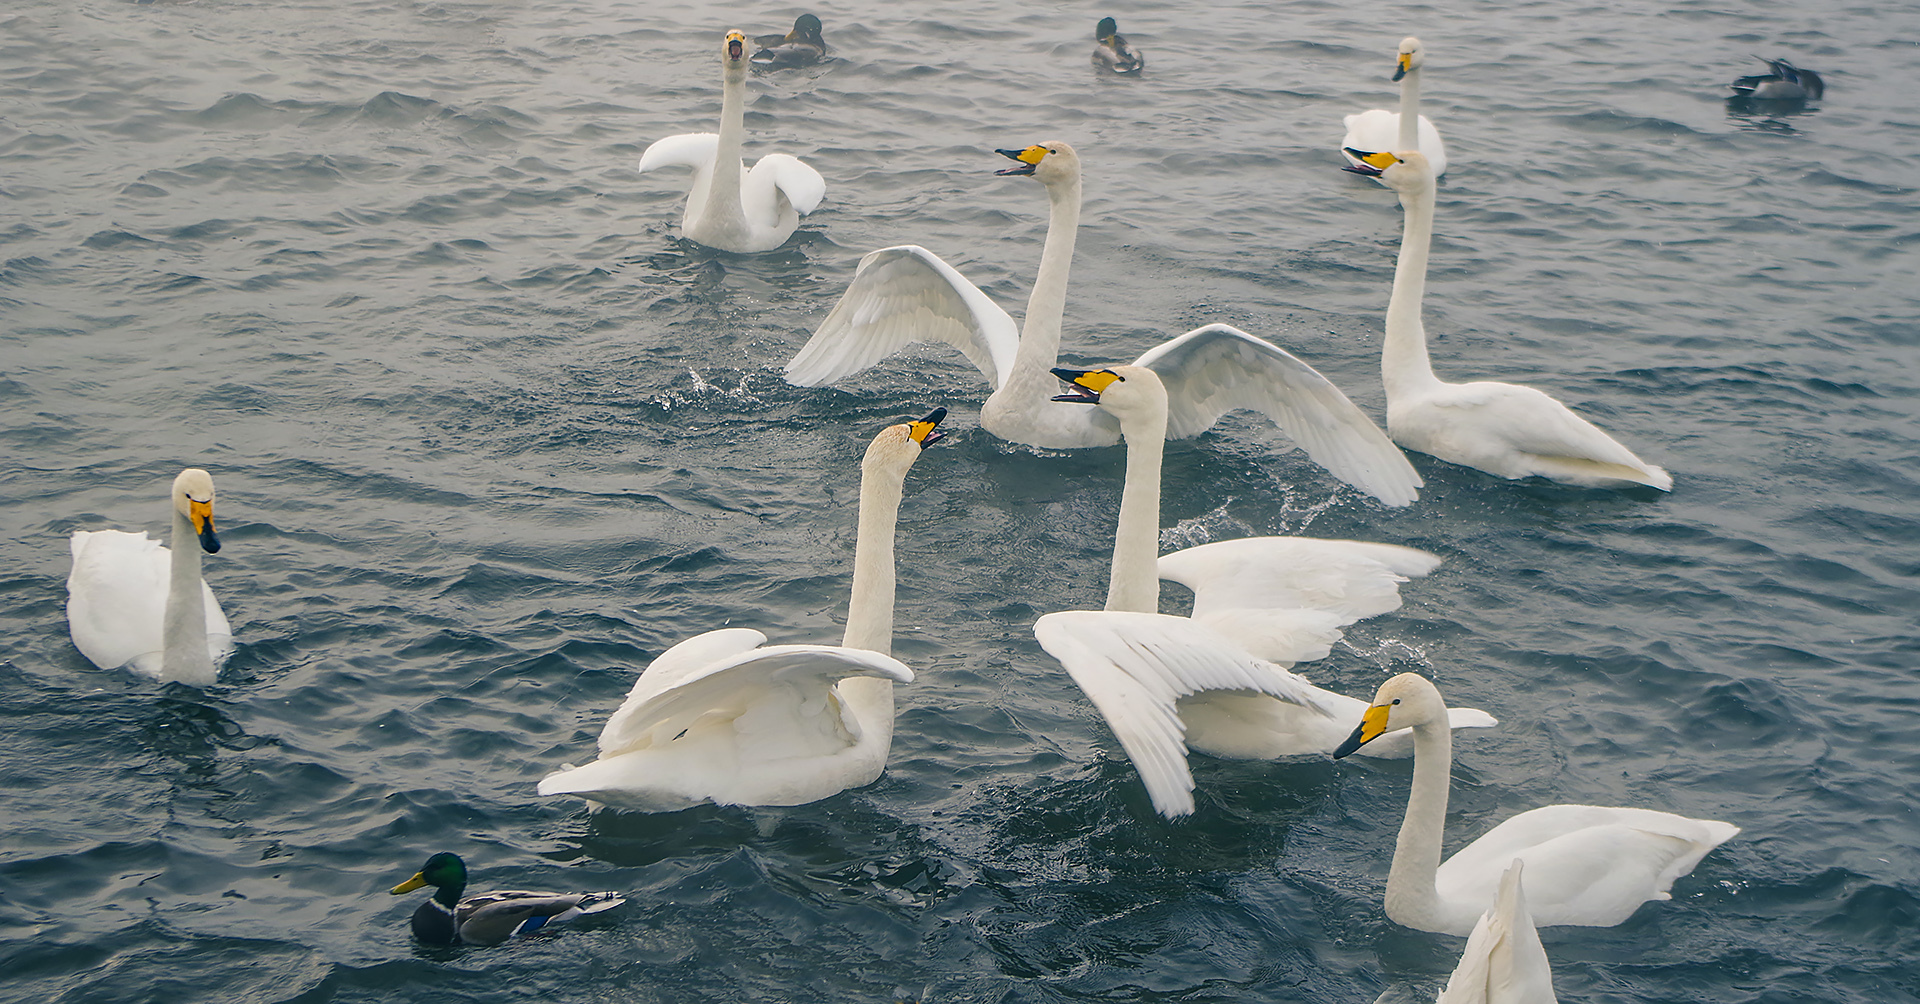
left=3, top=1, right=1918, bottom=1002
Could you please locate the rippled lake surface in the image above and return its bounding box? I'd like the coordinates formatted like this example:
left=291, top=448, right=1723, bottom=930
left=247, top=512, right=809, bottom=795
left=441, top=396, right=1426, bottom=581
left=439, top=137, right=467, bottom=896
left=4, top=0, right=1918, bottom=1000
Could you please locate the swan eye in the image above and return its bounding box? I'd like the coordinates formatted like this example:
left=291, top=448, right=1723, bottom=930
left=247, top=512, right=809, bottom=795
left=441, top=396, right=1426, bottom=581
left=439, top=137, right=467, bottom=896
left=1390, top=698, right=1401, bottom=705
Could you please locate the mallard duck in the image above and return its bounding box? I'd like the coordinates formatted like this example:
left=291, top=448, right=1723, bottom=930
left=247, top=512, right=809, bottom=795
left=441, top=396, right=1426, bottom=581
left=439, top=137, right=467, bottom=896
left=1729, top=56, right=1824, bottom=100
left=389, top=852, right=625, bottom=946
left=752, top=14, right=828, bottom=69
left=1092, top=17, right=1145, bottom=74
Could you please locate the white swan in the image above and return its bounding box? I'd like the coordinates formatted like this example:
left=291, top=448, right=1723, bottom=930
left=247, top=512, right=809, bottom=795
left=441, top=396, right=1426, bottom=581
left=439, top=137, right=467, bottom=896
left=785, top=141, right=1421, bottom=507
left=66, top=468, right=233, bottom=686
left=637, top=29, right=825, bottom=253
left=1032, top=366, right=1494, bottom=818
left=1341, top=37, right=1448, bottom=180
left=538, top=411, right=945, bottom=810
left=1334, top=673, right=1739, bottom=935
left=1345, top=149, right=1673, bottom=490
left=1435, top=861, right=1558, bottom=1004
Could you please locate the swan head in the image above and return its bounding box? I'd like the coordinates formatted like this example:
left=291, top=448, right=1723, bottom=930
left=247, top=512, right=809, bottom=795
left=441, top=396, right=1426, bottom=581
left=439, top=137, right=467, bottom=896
left=994, top=142, right=1080, bottom=187
left=862, top=408, right=947, bottom=478
left=172, top=467, right=220, bottom=554
left=1340, top=148, right=1434, bottom=193
left=721, top=29, right=749, bottom=76
left=1049, top=364, right=1167, bottom=419
left=1332, top=672, right=1446, bottom=757
left=1393, top=36, right=1425, bottom=81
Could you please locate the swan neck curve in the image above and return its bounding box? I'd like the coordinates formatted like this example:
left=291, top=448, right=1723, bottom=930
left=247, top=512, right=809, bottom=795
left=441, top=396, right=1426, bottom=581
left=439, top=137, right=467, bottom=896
left=1104, top=400, right=1167, bottom=614
left=160, top=506, right=214, bottom=683
left=843, top=464, right=905, bottom=655
left=1005, top=173, right=1083, bottom=391
left=709, top=62, right=747, bottom=219
left=1384, top=713, right=1451, bottom=928
left=1382, top=177, right=1442, bottom=401
left=1398, top=67, right=1421, bottom=150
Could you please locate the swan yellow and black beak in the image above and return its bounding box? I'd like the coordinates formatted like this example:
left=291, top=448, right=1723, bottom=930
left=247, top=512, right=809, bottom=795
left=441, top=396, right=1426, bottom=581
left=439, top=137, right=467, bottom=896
left=995, top=145, right=1048, bottom=177
left=1332, top=703, right=1393, bottom=758
left=908, top=407, right=947, bottom=448
left=1341, top=148, right=1399, bottom=177
left=188, top=496, right=220, bottom=554
left=1050, top=367, right=1121, bottom=404
left=725, top=30, right=747, bottom=62
left=1392, top=51, right=1412, bottom=82
left=390, top=871, right=430, bottom=895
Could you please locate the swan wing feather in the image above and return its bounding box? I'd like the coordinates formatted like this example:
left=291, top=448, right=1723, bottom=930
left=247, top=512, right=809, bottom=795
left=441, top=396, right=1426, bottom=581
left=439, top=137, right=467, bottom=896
left=1034, top=610, right=1344, bottom=818
left=638, top=132, right=719, bottom=174
left=1437, top=861, right=1558, bottom=1004
left=66, top=529, right=232, bottom=672
left=745, top=153, right=825, bottom=216
left=785, top=245, right=1018, bottom=389
left=1134, top=324, right=1421, bottom=506
left=597, top=643, right=911, bottom=756
left=1430, top=381, right=1669, bottom=485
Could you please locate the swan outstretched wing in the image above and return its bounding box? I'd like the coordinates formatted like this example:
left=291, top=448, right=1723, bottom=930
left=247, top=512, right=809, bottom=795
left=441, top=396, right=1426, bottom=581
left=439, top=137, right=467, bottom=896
left=1157, top=537, right=1439, bottom=663
left=1133, top=324, right=1421, bottom=506
left=638, top=133, right=719, bottom=173
left=785, top=245, right=1019, bottom=389
left=1034, top=610, right=1342, bottom=818
left=598, top=642, right=912, bottom=756
left=745, top=153, right=825, bottom=217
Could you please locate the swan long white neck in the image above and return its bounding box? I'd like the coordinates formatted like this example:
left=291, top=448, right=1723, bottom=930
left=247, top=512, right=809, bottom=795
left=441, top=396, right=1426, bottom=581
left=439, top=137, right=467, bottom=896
left=836, top=455, right=907, bottom=753
left=1382, top=174, right=1443, bottom=402
left=1002, top=173, right=1083, bottom=400
left=708, top=62, right=748, bottom=225
left=1398, top=67, right=1421, bottom=151
left=160, top=507, right=214, bottom=683
left=1384, top=708, right=1452, bottom=929
left=1104, top=395, right=1167, bottom=614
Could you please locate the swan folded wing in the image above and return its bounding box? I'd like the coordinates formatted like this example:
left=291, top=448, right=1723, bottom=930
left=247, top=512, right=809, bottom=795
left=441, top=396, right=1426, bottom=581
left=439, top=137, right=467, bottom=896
left=67, top=530, right=232, bottom=671
left=1035, top=610, right=1343, bottom=817
left=596, top=643, right=912, bottom=756
left=1440, top=382, right=1669, bottom=486
left=1134, top=324, right=1421, bottom=506
left=637, top=132, right=720, bottom=174
left=785, top=245, right=1019, bottom=389
left=744, top=153, right=825, bottom=217
left=1160, top=536, right=1440, bottom=623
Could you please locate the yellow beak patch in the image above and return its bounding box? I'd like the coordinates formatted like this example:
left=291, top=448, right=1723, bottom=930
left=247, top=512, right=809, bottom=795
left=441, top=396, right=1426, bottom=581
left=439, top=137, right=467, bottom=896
left=1356, top=703, right=1392, bottom=746
left=908, top=419, right=939, bottom=443
left=1073, top=370, right=1121, bottom=394
left=189, top=498, right=215, bottom=534
left=1357, top=150, right=1400, bottom=170
left=1015, top=145, right=1048, bottom=165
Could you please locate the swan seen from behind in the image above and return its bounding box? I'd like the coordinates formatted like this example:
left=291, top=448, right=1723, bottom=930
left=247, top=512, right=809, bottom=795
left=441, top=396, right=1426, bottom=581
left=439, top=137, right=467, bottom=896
left=1345, top=149, right=1672, bottom=490
left=1342, top=36, right=1448, bottom=180
left=638, top=29, right=825, bottom=252
left=1334, top=673, right=1739, bottom=935
left=1033, top=366, right=1494, bottom=818
left=537, top=411, right=946, bottom=811
left=786, top=142, right=1421, bottom=506
left=1435, top=860, right=1559, bottom=1004
left=66, top=467, right=233, bottom=686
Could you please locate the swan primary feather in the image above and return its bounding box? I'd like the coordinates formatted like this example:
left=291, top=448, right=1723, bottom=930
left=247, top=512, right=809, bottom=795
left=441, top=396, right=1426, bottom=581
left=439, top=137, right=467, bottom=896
left=1435, top=860, right=1559, bottom=1004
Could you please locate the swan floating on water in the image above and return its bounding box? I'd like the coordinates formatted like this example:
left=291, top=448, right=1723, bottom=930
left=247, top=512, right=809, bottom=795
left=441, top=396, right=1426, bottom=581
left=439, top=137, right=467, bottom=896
left=537, top=411, right=945, bottom=811
left=786, top=141, right=1420, bottom=506
left=1345, top=149, right=1672, bottom=490
left=390, top=852, right=625, bottom=946
left=752, top=14, right=828, bottom=69
left=66, top=467, right=233, bottom=685
left=1092, top=17, right=1145, bottom=74
left=1334, top=673, right=1739, bottom=935
left=1729, top=56, right=1824, bottom=100
left=1033, top=366, right=1494, bottom=819
left=1342, top=36, right=1448, bottom=181
left=1435, top=860, right=1559, bottom=1004
left=638, top=29, right=825, bottom=252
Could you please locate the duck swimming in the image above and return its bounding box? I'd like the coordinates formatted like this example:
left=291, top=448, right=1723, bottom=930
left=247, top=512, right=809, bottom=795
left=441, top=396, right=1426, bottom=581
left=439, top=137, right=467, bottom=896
left=1092, top=17, right=1145, bottom=74
left=753, top=14, right=828, bottom=69
left=390, top=852, right=625, bottom=946
left=1729, top=56, right=1824, bottom=100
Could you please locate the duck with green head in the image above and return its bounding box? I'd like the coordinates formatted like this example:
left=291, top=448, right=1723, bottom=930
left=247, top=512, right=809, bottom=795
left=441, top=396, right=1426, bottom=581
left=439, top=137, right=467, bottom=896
left=390, top=852, right=625, bottom=946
